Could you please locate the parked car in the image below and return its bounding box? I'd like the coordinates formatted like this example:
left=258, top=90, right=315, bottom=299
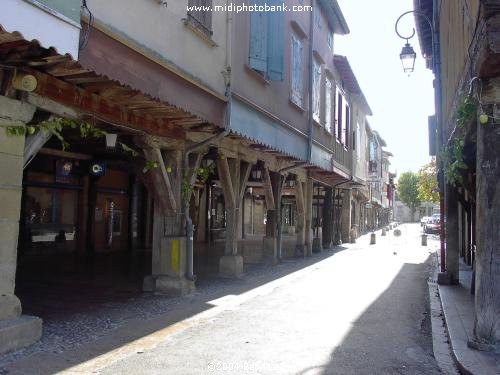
left=420, top=216, right=431, bottom=227
left=424, top=218, right=441, bottom=234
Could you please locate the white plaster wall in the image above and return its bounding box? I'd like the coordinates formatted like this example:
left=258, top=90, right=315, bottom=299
left=87, top=0, right=228, bottom=97
left=0, top=0, right=80, bottom=58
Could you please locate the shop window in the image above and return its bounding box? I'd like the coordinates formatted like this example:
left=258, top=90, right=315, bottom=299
left=24, top=187, right=78, bottom=252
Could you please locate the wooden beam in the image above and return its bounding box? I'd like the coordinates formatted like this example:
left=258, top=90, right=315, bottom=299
left=262, top=166, right=275, bottom=210
left=38, top=147, right=93, bottom=161
left=22, top=92, right=79, bottom=120
left=239, top=161, right=252, bottom=202
left=154, top=147, right=177, bottom=212
left=216, top=156, right=236, bottom=208
left=28, top=69, right=185, bottom=139
left=187, top=152, right=203, bottom=190
left=296, top=180, right=305, bottom=215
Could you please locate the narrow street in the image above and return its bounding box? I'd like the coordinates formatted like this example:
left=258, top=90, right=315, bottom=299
left=100, top=224, right=440, bottom=374
left=4, top=224, right=440, bottom=375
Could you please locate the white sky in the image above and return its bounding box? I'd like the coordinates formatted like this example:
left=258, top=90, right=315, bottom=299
left=335, top=0, right=435, bottom=175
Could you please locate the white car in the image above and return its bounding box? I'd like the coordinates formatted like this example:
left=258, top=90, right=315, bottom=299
left=420, top=216, right=431, bottom=226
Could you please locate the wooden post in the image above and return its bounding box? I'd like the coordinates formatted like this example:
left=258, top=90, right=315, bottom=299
left=471, top=102, right=500, bottom=349
left=140, top=146, right=194, bottom=295
left=216, top=156, right=251, bottom=277
left=341, top=190, right=352, bottom=243
left=445, top=184, right=459, bottom=284
left=322, top=187, right=333, bottom=249
left=78, top=175, right=89, bottom=254
left=295, top=180, right=306, bottom=255
left=305, top=178, right=313, bottom=256
left=216, top=156, right=237, bottom=255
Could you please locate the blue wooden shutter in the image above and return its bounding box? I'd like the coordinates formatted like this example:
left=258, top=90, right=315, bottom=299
left=249, top=0, right=268, bottom=72
left=266, top=0, right=284, bottom=81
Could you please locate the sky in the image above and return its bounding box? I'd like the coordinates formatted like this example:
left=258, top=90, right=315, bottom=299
left=335, top=0, right=435, bottom=175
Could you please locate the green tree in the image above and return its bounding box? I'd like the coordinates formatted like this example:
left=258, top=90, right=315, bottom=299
left=397, top=172, right=421, bottom=221
left=417, top=159, right=439, bottom=203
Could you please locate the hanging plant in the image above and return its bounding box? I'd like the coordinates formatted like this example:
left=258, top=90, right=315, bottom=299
left=441, top=95, right=477, bottom=186
left=4, top=117, right=156, bottom=172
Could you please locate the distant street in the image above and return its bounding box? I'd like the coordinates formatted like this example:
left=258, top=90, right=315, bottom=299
left=89, top=224, right=441, bottom=374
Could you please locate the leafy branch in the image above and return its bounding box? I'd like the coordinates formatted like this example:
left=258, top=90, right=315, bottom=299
left=441, top=95, right=477, bottom=186
left=181, top=162, right=215, bottom=204
left=4, top=118, right=156, bottom=172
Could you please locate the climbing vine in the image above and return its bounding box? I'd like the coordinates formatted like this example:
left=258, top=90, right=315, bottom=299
left=181, top=162, right=215, bottom=205
left=3, top=118, right=159, bottom=172
left=440, top=95, right=477, bottom=186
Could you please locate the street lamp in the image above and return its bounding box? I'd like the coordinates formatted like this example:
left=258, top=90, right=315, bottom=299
left=395, top=9, right=446, bottom=273
left=400, top=42, right=417, bottom=74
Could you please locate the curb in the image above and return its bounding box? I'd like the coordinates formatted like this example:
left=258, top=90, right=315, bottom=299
left=427, top=250, right=460, bottom=374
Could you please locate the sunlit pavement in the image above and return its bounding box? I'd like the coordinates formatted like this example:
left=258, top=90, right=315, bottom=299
left=5, top=224, right=442, bottom=375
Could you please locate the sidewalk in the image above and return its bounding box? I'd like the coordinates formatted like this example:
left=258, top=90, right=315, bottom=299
left=437, top=260, right=500, bottom=374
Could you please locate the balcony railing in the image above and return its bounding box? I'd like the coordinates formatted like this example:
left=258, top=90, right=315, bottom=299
left=333, top=142, right=350, bottom=172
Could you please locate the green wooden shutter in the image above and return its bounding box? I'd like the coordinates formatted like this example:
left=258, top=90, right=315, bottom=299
left=266, top=0, right=284, bottom=81
left=249, top=0, right=268, bottom=72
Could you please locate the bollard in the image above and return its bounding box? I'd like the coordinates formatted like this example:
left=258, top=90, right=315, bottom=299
left=421, top=234, right=427, bottom=246
left=349, top=229, right=357, bottom=244
left=370, top=233, right=376, bottom=245
left=394, top=229, right=401, bottom=237
left=381, top=228, right=386, bottom=236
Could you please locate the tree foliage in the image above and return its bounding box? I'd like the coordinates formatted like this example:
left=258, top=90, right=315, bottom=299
left=417, top=159, right=439, bottom=203
left=397, top=172, right=421, bottom=221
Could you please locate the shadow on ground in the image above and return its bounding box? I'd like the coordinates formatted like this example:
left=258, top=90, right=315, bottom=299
left=298, top=257, right=441, bottom=375
left=5, top=244, right=350, bottom=373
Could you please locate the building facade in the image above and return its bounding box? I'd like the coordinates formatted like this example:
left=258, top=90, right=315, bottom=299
left=0, top=0, right=396, bottom=354
left=414, top=0, right=499, bottom=350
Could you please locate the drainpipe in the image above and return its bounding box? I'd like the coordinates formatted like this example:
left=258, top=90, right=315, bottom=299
left=307, top=3, right=315, bottom=163
left=183, top=6, right=233, bottom=281
left=432, top=0, right=445, bottom=273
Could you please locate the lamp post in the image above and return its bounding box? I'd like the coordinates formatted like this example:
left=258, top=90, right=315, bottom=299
left=395, top=9, right=445, bottom=272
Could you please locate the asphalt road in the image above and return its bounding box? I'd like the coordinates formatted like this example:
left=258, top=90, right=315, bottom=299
left=93, top=224, right=441, bottom=375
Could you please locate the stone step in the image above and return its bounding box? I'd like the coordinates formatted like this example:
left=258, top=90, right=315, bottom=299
left=0, top=315, right=42, bottom=355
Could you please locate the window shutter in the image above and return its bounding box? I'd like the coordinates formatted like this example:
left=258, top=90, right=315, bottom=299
left=266, top=0, right=284, bottom=81
left=343, top=103, right=350, bottom=146
left=312, top=60, right=321, bottom=122
left=325, top=78, right=332, bottom=133
left=291, top=34, right=302, bottom=106
left=249, top=0, right=268, bottom=72
left=336, top=88, right=343, bottom=140
left=187, top=0, right=213, bottom=37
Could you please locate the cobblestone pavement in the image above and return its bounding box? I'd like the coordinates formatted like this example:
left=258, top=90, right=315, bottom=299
left=0, top=245, right=345, bottom=368
left=2, top=224, right=442, bottom=374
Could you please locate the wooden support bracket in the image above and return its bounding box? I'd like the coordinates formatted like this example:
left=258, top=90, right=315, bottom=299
left=217, top=156, right=236, bottom=208
left=154, top=147, right=177, bottom=212
left=262, top=166, right=275, bottom=211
